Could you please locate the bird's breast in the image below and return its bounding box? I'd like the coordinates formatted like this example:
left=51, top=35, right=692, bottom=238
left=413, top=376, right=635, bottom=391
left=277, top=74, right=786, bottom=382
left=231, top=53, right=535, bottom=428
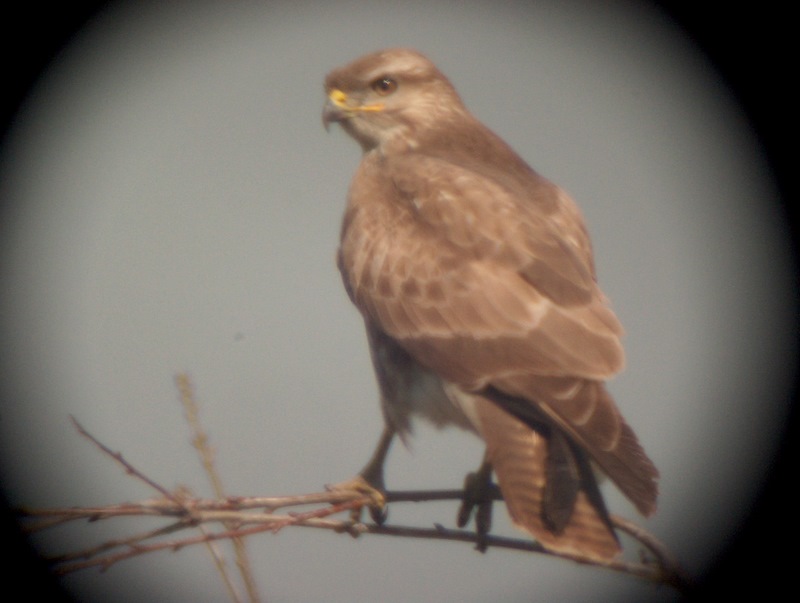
left=367, top=324, right=477, bottom=436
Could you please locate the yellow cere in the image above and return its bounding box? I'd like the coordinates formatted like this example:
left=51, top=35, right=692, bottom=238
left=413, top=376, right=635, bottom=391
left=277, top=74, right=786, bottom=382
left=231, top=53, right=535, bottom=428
left=329, top=88, right=349, bottom=108
left=328, top=88, right=384, bottom=113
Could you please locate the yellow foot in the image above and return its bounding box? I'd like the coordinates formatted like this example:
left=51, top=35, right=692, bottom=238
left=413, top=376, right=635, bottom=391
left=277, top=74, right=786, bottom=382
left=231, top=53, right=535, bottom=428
left=326, top=475, right=387, bottom=524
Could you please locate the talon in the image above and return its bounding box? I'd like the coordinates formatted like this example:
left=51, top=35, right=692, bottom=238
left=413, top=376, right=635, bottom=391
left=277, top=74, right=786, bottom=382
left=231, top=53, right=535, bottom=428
left=457, top=460, right=497, bottom=552
left=457, top=471, right=479, bottom=528
left=327, top=475, right=387, bottom=524
left=328, top=426, right=394, bottom=524
left=474, top=496, right=493, bottom=552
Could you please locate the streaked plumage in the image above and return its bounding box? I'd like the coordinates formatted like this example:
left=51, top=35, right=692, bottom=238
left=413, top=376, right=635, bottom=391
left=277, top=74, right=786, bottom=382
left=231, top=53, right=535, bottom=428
left=323, top=48, right=658, bottom=560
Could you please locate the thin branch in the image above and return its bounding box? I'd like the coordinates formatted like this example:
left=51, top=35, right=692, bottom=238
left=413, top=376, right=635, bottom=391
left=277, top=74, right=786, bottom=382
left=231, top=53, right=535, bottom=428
left=69, top=416, right=184, bottom=506
left=49, top=519, right=190, bottom=565
left=176, top=372, right=259, bottom=603
left=20, top=418, right=689, bottom=597
left=610, top=514, right=687, bottom=591
left=18, top=486, right=689, bottom=592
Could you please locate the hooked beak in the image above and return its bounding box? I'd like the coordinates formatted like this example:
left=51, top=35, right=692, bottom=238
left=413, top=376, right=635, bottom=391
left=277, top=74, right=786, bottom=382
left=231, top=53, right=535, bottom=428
left=322, top=101, right=345, bottom=131
left=322, top=88, right=385, bottom=131
left=322, top=89, right=350, bottom=131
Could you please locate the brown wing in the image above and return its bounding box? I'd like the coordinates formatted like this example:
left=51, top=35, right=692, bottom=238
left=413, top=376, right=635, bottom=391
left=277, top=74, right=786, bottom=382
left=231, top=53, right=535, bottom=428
left=489, top=376, right=658, bottom=516
left=340, top=153, right=624, bottom=385
left=339, top=151, right=657, bottom=515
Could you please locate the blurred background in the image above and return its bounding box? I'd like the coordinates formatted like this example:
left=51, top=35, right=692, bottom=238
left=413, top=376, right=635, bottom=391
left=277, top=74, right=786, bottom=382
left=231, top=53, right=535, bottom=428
left=1, top=1, right=796, bottom=601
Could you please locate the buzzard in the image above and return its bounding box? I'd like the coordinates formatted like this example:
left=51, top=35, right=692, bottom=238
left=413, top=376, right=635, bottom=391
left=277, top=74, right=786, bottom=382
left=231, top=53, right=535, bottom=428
left=322, top=48, right=658, bottom=560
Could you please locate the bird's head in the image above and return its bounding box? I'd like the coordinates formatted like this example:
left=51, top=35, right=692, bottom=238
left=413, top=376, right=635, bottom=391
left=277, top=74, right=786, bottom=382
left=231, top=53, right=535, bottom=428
left=323, top=48, right=466, bottom=152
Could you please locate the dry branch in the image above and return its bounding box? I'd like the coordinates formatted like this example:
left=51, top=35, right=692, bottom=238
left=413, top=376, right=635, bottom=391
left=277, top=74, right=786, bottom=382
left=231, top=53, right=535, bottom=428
left=17, top=390, right=689, bottom=601
left=176, top=373, right=260, bottom=603
left=19, top=483, right=689, bottom=592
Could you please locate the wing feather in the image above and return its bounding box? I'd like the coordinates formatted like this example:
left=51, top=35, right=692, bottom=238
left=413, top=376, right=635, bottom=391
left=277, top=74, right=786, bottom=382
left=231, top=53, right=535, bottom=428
left=339, top=147, right=656, bottom=516
left=474, top=397, right=620, bottom=559
left=340, top=158, right=623, bottom=382
left=491, top=375, right=659, bottom=515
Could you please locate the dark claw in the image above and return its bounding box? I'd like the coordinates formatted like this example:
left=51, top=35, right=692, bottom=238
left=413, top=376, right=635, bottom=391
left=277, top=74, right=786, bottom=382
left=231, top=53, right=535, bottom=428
left=474, top=496, right=493, bottom=552
left=457, top=471, right=478, bottom=528
left=368, top=503, right=388, bottom=525
left=457, top=464, right=498, bottom=552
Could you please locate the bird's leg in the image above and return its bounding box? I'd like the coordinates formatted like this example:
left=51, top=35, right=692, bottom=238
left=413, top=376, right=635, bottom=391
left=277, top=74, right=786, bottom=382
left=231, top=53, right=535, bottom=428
left=358, top=424, right=395, bottom=491
left=327, top=425, right=395, bottom=524
left=457, top=455, right=499, bottom=552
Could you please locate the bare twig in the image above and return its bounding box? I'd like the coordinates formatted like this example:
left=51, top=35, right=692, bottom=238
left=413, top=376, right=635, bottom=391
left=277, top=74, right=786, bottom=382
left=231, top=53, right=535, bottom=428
left=611, top=514, right=688, bottom=591
left=18, top=486, right=688, bottom=592
left=69, top=416, right=183, bottom=506
left=21, top=414, right=688, bottom=598
left=176, top=373, right=259, bottom=603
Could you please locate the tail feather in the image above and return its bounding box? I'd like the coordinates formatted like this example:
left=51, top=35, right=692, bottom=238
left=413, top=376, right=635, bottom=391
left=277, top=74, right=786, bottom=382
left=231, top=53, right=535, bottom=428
left=474, top=397, right=621, bottom=560
left=492, top=375, right=659, bottom=516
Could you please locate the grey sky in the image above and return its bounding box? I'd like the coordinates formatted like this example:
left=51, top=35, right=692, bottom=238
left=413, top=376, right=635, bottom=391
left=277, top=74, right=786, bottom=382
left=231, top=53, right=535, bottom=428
left=1, top=1, right=795, bottom=601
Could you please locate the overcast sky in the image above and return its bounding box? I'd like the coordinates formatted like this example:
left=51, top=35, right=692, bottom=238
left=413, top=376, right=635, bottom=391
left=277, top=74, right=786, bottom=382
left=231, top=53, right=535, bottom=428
left=1, top=1, right=795, bottom=602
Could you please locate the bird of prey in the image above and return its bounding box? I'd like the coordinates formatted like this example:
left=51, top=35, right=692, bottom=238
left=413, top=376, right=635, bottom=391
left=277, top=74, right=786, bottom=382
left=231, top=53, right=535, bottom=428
left=322, top=48, right=658, bottom=561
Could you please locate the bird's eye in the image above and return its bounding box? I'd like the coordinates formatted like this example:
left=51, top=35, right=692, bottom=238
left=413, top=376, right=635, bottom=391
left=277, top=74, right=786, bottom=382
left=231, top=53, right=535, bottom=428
left=371, top=76, right=398, bottom=96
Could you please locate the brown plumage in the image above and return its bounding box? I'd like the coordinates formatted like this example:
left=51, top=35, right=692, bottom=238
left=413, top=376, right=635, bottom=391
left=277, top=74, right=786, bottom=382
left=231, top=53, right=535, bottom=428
left=323, top=48, right=658, bottom=560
